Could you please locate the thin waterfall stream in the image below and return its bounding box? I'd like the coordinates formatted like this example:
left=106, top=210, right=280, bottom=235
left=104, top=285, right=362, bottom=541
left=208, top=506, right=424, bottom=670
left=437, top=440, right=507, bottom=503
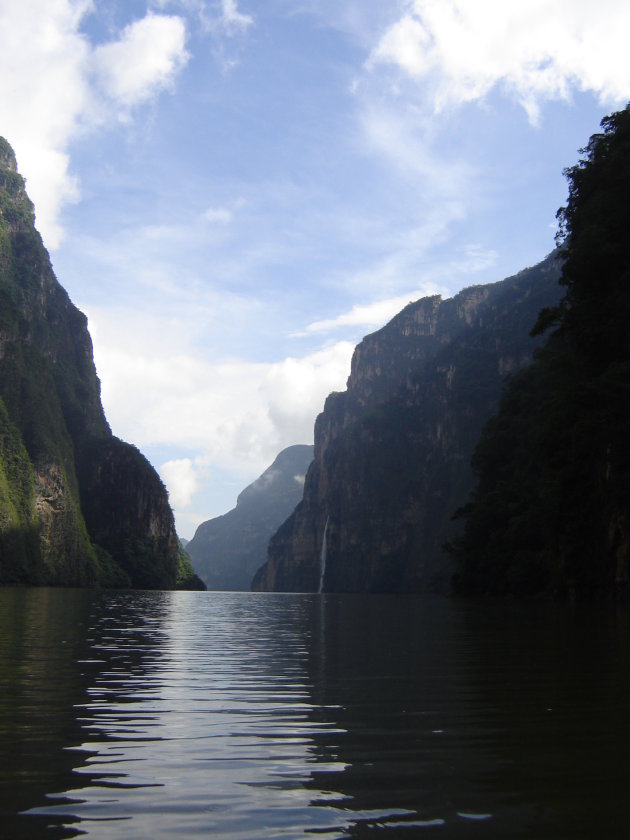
left=318, top=516, right=329, bottom=593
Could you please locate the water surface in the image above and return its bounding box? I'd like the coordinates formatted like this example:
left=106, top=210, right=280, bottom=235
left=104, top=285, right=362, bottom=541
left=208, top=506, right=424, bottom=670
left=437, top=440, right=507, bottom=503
left=0, top=589, right=628, bottom=838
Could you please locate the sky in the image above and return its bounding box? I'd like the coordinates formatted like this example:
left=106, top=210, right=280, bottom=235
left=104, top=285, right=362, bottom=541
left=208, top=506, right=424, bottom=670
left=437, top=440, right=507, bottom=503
left=1, top=0, right=630, bottom=539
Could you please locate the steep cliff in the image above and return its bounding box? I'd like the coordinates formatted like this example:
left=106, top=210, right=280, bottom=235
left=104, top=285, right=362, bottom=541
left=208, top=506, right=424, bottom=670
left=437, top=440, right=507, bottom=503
left=188, top=445, right=313, bottom=590
left=252, top=255, right=562, bottom=593
left=0, top=137, right=179, bottom=587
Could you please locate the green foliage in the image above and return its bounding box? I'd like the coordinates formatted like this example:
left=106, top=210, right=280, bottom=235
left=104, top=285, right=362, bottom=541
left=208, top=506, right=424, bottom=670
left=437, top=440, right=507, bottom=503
left=0, top=398, right=41, bottom=582
left=176, top=544, right=206, bottom=590
left=452, top=104, right=630, bottom=599
left=0, top=146, right=35, bottom=231
left=0, top=398, right=36, bottom=524
left=93, top=546, right=132, bottom=588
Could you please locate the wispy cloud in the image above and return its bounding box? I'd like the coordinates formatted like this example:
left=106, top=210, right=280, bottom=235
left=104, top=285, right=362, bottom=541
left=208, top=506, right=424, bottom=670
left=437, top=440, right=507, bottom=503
left=218, top=0, right=253, bottom=33
left=202, top=206, right=233, bottom=224
left=295, top=242, right=497, bottom=337
left=153, top=0, right=253, bottom=33
left=295, top=288, right=442, bottom=336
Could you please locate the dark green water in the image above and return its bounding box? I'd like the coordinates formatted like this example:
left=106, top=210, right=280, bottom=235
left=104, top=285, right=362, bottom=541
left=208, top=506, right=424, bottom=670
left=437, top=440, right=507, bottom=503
left=0, top=589, right=628, bottom=838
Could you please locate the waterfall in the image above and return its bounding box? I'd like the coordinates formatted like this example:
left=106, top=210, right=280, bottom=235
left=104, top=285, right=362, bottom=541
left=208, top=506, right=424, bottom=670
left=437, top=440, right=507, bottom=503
left=318, top=515, right=329, bottom=593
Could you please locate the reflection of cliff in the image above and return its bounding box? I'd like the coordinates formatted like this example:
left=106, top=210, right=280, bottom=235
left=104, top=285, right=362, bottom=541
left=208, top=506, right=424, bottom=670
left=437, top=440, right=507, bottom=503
left=0, top=588, right=171, bottom=839
left=0, top=589, right=98, bottom=839
left=300, top=596, right=630, bottom=838
left=254, top=255, right=562, bottom=593
left=302, top=596, right=487, bottom=833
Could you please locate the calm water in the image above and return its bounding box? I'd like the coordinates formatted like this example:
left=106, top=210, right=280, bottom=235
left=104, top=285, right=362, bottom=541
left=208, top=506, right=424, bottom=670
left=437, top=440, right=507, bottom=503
left=0, top=589, right=629, bottom=839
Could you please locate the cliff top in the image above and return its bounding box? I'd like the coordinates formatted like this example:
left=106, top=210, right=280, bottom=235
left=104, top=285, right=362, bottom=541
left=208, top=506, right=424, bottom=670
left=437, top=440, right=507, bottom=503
left=0, top=137, right=17, bottom=171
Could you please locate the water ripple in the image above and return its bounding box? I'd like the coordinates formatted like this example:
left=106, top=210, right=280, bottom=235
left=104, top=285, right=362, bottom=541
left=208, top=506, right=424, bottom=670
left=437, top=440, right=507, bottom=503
left=1, top=590, right=629, bottom=838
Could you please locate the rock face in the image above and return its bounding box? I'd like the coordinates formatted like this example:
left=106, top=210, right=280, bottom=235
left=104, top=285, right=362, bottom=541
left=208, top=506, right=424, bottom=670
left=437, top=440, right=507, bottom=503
left=187, top=445, right=313, bottom=590
left=252, top=255, right=562, bottom=593
left=0, top=137, right=179, bottom=587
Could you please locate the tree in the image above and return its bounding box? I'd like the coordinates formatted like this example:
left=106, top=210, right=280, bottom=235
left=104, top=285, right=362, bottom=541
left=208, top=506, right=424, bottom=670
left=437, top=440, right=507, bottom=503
left=451, top=104, right=630, bottom=599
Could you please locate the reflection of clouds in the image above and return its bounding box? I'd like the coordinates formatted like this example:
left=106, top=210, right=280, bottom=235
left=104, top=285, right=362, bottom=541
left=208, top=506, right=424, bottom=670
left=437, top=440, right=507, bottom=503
left=29, top=592, right=347, bottom=836
left=7, top=591, right=630, bottom=837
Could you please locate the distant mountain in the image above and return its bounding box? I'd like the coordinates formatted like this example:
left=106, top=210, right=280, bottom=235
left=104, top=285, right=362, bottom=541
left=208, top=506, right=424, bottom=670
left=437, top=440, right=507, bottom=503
left=252, top=255, right=562, bottom=593
left=0, top=136, right=182, bottom=588
left=187, top=445, right=313, bottom=590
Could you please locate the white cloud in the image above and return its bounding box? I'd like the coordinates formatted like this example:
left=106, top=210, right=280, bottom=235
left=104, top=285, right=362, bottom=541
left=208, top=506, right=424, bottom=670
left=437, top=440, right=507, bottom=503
left=151, top=0, right=253, bottom=32
left=0, top=3, right=189, bottom=248
left=371, top=14, right=431, bottom=79
left=0, top=0, right=92, bottom=246
left=296, top=241, right=497, bottom=337
left=87, top=303, right=354, bottom=476
left=194, top=0, right=253, bottom=71
left=357, top=98, right=473, bottom=190
left=297, top=286, right=442, bottom=335
left=368, top=0, right=630, bottom=122
left=160, top=458, right=199, bottom=507
left=203, top=206, right=233, bottom=224
left=92, top=14, right=189, bottom=108
left=95, top=335, right=353, bottom=525
left=260, top=342, right=355, bottom=443
left=220, top=0, right=253, bottom=33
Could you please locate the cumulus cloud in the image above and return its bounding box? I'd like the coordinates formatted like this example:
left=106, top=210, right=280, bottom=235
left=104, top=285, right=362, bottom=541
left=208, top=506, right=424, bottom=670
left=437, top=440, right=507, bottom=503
left=0, top=0, right=92, bottom=246
left=92, top=14, right=189, bottom=109
left=368, top=0, right=630, bottom=122
left=104, top=337, right=353, bottom=523
left=0, top=2, right=189, bottom=248
left=160, top=458, right=199, bottom=507
left=260, top=342, right=355, bottom=443
left=86, top=304, right=354, bottom=502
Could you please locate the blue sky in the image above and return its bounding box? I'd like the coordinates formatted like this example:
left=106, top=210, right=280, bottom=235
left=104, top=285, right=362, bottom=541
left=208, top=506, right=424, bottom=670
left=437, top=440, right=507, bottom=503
left=1, top=0, right=629, bottom=538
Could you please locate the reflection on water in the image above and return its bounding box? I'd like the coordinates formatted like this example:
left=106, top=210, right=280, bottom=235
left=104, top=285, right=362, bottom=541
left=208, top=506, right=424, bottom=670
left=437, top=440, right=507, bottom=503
left=0, top=589, right=629, bottom=838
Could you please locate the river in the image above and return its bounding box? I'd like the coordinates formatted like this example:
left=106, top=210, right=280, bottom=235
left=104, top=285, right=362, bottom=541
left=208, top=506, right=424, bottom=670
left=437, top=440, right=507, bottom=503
left=0, top=588, right=628, bottom=838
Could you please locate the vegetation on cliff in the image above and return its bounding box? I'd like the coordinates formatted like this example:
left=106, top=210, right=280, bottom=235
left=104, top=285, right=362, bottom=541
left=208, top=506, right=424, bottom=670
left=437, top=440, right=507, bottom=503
left=452, top=105, right=630, bottom=599
left=176, top=543, right=206, bottom=591
left=0, top=137, right=180, bottom=588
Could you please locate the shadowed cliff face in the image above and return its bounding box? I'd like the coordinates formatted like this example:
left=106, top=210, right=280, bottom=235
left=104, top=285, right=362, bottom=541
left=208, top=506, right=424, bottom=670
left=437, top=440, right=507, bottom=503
left=187, top=445, right=313, bottom=590
left=0, top=137, right=179, bottom=587
left=252, top=255, right=562, bottom=594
